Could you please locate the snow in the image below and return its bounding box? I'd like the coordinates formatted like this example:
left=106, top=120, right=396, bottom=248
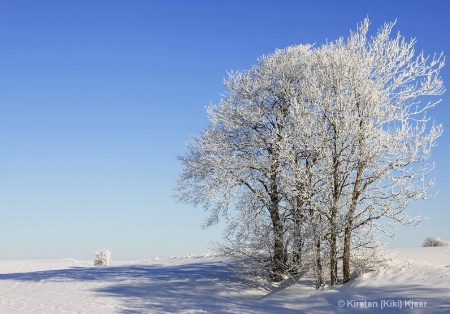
left=0, top=248, right=449, bottom=313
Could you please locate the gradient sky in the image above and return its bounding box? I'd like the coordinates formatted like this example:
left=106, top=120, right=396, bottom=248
left=1, top=0, right=449, bottom=260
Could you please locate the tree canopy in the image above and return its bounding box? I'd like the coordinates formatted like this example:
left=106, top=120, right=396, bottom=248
left=176, top=19, right=445, bottom=285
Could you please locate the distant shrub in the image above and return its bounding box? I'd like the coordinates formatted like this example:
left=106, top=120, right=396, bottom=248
left=94, top=250, right=111, bottom=266
left=423, top=237, right=450, bottom=247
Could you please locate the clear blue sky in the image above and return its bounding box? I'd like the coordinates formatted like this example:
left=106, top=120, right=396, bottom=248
left=1, top=0, right=449, bottom=260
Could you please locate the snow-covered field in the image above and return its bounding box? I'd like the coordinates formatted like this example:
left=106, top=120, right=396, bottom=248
left=0, top=247, right=449, bottom=313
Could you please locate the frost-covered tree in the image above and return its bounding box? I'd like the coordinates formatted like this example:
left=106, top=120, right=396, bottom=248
left=176, top=18, right=444, bottom=285
left=315, top=19, right=444, bottom=283
left=283, top=19, right=444, bottom=284
left=423, top=237, right=450, bottom=247
left=94, top=250, right=111, bottom=266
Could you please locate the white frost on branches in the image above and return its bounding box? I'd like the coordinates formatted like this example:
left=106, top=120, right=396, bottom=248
left=94, top=250, right=111, bottom=266
left=423, top=237, right=449, bottom=247
left=176, top=18, right=445, bottom=285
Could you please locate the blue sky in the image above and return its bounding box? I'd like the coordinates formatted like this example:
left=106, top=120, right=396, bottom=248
left=1, top=0, right=449, bottom=260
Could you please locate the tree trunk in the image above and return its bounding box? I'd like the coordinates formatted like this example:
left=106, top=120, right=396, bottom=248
left=330, top=135, right=340, bottom=286
left=343, top=163, right=364, bottom=283
left=292, top=231, right=303, bottom=272
left=315, top=239, right=324, bottom=287
left=265, top=138, right=287, bottom=282
left=269, top=201, right=286, bottom=281
left=292, top=198, right=303, bottom=273
left=330, top=231, right=338, bottom=285
left=343, top=222, right=352, bottom=282
left=268, top=163, right=286, bottom=282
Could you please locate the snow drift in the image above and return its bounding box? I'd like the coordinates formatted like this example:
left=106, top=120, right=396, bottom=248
left=0, top=248, right=449, bottom=313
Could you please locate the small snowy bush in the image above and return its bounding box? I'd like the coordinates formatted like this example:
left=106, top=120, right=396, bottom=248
left=423, top=237, right=450, bottom=247
left=94, top=250, right=111, bottom=266
left=351, top=246, right=388, bottom=278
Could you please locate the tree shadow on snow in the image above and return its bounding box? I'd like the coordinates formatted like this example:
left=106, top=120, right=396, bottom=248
left=0, top=260, right=308, bottom=313
left=2, top=262, right=448, bottom=313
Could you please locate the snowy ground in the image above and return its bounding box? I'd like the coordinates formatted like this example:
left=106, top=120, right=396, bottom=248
left=0, top=248, right=449, bottom=313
